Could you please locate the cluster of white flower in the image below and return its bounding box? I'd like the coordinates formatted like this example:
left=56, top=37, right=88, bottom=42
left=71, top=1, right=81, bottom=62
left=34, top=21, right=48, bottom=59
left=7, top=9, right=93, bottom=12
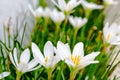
left=9, top=41, right=99, bottom=77
left=0, top=0, right=118, bottom=79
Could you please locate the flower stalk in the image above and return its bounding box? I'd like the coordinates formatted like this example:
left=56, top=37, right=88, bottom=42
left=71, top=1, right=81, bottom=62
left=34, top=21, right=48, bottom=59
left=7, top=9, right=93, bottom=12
left=16, top=70, right=22, bottom=80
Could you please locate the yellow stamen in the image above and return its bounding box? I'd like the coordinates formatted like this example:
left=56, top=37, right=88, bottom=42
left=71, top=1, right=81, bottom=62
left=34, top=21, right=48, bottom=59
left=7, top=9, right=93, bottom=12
left=45, top=57, right=48, bottom=65
left=107, top=33, right=111, bottom=41
left=70, top=55, right=80, bottom=65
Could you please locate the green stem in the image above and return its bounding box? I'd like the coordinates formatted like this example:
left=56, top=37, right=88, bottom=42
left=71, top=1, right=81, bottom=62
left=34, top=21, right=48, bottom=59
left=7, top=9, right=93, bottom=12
left=72, top=28, right=79, bottom=48
left=55, top=23, right=60, bottom=44
left=60, top=14, right=69, bottom=42
left=69, top=69, right=78, bottom=80
left=16, top=70, right=22, bottom=80
left=47, top=68, right=55, bottom=80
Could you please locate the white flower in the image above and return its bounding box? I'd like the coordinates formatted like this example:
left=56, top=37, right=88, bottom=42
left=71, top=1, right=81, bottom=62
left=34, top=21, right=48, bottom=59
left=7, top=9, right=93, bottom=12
left=50, top=9, right=65, bottom=24
left=29, top=4, right=51, bottom=18
left=54, top=41, right=100, bottom=70
left=32, top=41, right=60, bottom=68
left=69, top=16, right=87, bottom=29
left=0, top=72, right=10, bottom=79
left=51, top=0, right=82, bottom=13
left=81, top=0, right=103, bottom=10
left=104, top=0, right=118, bottom=5
left=9, top=48, right=41, bottom=73
left=103, top=22, right=120, bottom=45
left=42, top=7, right=52, bottom=18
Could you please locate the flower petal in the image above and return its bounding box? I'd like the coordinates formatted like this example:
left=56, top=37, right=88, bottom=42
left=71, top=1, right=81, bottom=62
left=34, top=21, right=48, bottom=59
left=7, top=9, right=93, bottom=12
left=80, top=52, right=100, bottom=63
left=50, top=55, right=61, bottom=68
left=72, top=42, right=84, bottom=58
left=13, top=48, right=18, bottom=66
left=32, top=43, right=45, bottom=65
left=58, top=0, right=66, bottom=11
left=28, top=59, right=40, bottom=69
left=44, top=41, right=54, bottom=58
left=0, top=72, right=10, bottom=79
left=26, top=65, right=41, bottom=72
left=51, top=0, right=61, bottom=10
left=20, top=48, right=30, bottom=64
left=57, top=41, right=71, bottom=59
left=65, top=58, right=75, bottom=67
left=77, top=61, right=99, bottom=70
left=9, top=52, right=16, bottom=67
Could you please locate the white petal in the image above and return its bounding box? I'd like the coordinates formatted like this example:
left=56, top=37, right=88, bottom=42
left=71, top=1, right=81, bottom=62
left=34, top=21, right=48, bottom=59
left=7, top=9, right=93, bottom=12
left=44, top=41, right=54, bottom=58
left=20, top=48, right=30, bottom=64
left=0, top=72, right=10, bottom=79
left=65, top=58, right=75, bottom=67
left=45, top=56, right=54, bottom=68
left=27, top=65, right=41, bottom=72
left=72, top=42, right=84, bottom=58
left=17, top=63, right=28, bottom=72
left=9, top=52, right=16, bottom=67
left=32, top=43, right=45, bottom=65
left=13, top=48, right=18, bottom=66
left=28, top=59, right=39, bottom=69
left=80, top=52, right=100, bottom=63
left=51, top=0, right=61, bottom=10
left=58, top=0, right=66, bottom=11
left=77, top=61, right=99, bottom=70
left=54, top=47, right=64, bottom=60
left=50, top=56, right=61, bottom=68
left=57, top=41, right=71, bottom=59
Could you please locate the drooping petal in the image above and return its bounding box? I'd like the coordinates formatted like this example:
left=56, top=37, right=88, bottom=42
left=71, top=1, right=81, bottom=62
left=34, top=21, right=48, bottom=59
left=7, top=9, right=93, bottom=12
left=20, top=48, right=30, bottom=64
left=28, top=59, right=40, bottom=69
left=0, top=72, right=10, bottom=79
left=9, top=52, right=16, bottom=67
left=44, top=41, right=54, bottom=58
left=13, top=48, right=18, bottom=66
left=72, top=42, right=84, bottom=58
left=77, top=61, right=99, bottom=70
left=80, top=52, right=100, bottom=63
left=26, top=65, right=41, bottom=72
left=32, top=43, right=45, bottom=65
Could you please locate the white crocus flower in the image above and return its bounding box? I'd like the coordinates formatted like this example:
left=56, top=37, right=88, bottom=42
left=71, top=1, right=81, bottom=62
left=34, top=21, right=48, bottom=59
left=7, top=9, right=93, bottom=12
left=51, top=0, right=82, bottom=13
left=69, top=16, right=87, bottom=29
left=9, top=48, right=41, bottom=73
left=42, top=7, right=52, bottom=18
left=0, top=72, right=10, bottom=79
left=50, top=9, right=65, bottom=24
left=81, top=0, right=103, bottom=10
left=54, top=41, right=100, bottom=70
left=104, top=0, right=118, bottom=5
left=29, top=4, right=51, bottom=18
left=32, top=41, right=60, bottom=68
left=103, top=22, right=120, bottom=45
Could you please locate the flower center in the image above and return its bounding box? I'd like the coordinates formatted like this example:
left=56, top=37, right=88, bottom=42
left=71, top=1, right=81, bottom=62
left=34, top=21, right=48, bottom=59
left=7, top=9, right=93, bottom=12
left=107, top=33, right=111, bottom=41
left=18, top=63, right=28, bottom=72
left=70, top=55, right=80, bottom=65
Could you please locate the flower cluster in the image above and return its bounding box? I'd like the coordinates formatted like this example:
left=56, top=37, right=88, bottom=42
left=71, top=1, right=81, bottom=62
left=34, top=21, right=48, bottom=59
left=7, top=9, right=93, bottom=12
left=8, top=41, right=99, bottom=80
left=0, top=0, right=120, bottom=80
